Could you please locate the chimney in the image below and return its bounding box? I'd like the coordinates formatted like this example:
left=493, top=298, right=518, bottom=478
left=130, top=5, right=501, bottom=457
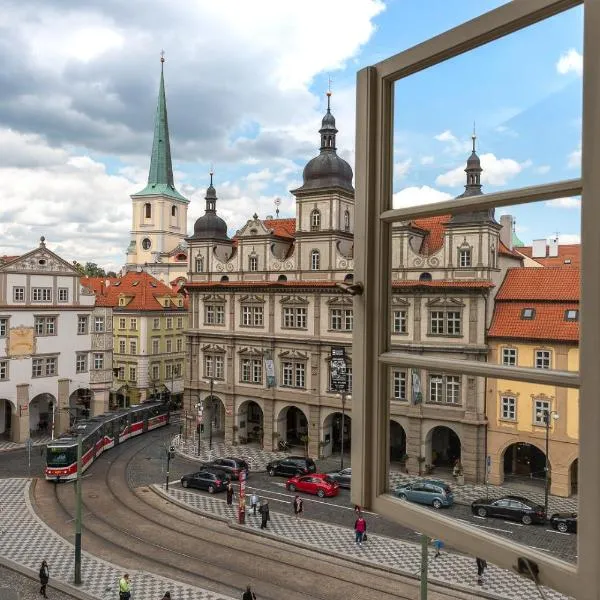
left=532, top=239, right=547, bottom=258
left=499, top=215, right=513, bottom=250
left=548, top=237, right=559, bottom=257
left=105, top=279, right=110, bottom=288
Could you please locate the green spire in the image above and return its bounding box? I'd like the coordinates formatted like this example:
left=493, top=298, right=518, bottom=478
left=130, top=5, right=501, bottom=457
left=133, top=55, right=188, bottom=202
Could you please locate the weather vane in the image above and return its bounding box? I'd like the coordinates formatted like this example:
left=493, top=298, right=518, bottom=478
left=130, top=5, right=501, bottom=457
left=274, top=197, right=281, bottom=218
left=160, top=49, right=165, bottom=63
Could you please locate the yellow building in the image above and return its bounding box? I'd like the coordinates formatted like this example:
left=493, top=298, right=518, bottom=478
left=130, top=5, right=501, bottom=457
left=487, top=266, right=579, bottom=497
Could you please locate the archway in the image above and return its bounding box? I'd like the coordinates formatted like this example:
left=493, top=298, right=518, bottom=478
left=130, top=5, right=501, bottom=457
left=570, top=458, right=578, bottom=495
left=0, top=399, right=15, bottom=438
left=238, top=400, right=264, bottom=445
left=275, top=405, right=308, bottom=448
left=29, top=393, right=56, bottom=435
left=502, top=442, right=547, bottom=483
left=390, top=420, right=407, bottom=462
left=322, top=411, right=352, bottom=458
left=111, top=385, right=130, bottom=411
left=427, top=425, right=461, bottom=467
left=69, top=388, right=93, bottom=425
left=204, top=395, right=225, bottom=436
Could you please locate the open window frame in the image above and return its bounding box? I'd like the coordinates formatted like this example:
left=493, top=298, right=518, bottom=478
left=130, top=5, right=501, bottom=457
left=352, top=1, right=598, bottom=597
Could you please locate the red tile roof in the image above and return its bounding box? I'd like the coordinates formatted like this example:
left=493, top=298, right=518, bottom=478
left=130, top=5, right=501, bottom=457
left=412, top=215, right=451, bottom=255
left=498, top=241, right=522, bottom=258
left=263, top=218, right=296, bottom=239
left=517, top=244, right=580, bottom=267
left=495, top=267, right=580, bottom=301
left=0, top=255, right=20, bottom=264
left=82, top=271, right=187, bottom=311
left=393, top=280, right=494, bottom=289
left=488, top=302, right=579, bottom=342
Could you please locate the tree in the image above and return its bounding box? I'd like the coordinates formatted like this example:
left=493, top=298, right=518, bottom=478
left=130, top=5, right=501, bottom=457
left=83, top=262, right=106, bottom=277
left=106, top=271, right=117, bottom=278
left=72, top=261, right=85, bottom=275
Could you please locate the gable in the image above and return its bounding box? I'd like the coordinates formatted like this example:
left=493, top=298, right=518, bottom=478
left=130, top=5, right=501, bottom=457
left=0, top=245, right=79, bottom=276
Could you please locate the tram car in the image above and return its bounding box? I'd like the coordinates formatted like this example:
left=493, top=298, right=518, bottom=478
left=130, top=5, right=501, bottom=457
left=45, top=400, right=170, bottom=481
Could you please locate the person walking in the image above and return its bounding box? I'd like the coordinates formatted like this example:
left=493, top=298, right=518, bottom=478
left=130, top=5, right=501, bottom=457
left=242, top=585, right=256, bottom=600
left=39, top=560, right=49, bottom=598
left=293, top=495, right=303, bottom=520
left=354, top=504, right=362, bottom=518
left=250, top=493, right=259, bottom=516
left=119, top=573, right=131, bottom=600
left=433, top=538, right=444, bottom=558
left=354, top=514, right=366, bottom=546
left=258, top=501, right=270, bottom=529
left=226, top=482, right=235, bottom=506
left=476, top=557, right=487, bottom=583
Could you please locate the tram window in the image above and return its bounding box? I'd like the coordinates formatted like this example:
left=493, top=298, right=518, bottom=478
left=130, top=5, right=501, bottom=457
left=47, top=447, right=75, bottom=467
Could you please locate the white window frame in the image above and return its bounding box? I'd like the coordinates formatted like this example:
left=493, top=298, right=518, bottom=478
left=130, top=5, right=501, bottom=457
left=77, top=315, right=88, bottom=335
left=283, top=306, right=307, bottom=329
left=176, top=337, right=183, bottom=352
left=166, top=317, right=173, bottom=330
left=282, top=360, right=305, bottom=388
left=76, top=353, right=88, bottom=374
left=58, top=287, right=69, bottom=302
left=0, top=317, right=7, bottom=337
left=0, top=359, right=8, bottom=380
left=310, top=250, right=320, bottom=271
left=166, top=339, right=173, bottom=353
left=310, top=209, right=321, bottom=231
left=392, top=310, right=407, bottom=334
left=151, top=364, right=160, bottom=380
left=458, top=247, right=472, bottom=267
left=248, top=255, right=258, bottom=272
left=118, top=318, right=126, bottom=330
left=392, top=370, right=406, bottom=401
left=13, top=287, right=25, bottom=302
left=93, top=353, right=104, bottom=370
left=533, top=399, right=552, bottom=426
left=32, top=287, right=51, bottom=302
left=535, top=349, right=551, bottom=369
left=241, top=305, right=263, bottom=327
left=130, top=318, right=137, bottom=331
left=500, top=396, right=516, bottom=421
left=205, top=304, right=225, bottom=325
left=129, top=340, right=137, bottom=355
left=119, top=339, right=127, bottom=354
left=352, top=3, right=594, bottom=594
left=129, top=366, right=137, bottom=382
left=94, top=317, right=105, bottom=333
left=204, top=354, right=225, bottom=380
left=502, top=347, right=517, bottom=366
left=153, top=317, right=160, bottom=329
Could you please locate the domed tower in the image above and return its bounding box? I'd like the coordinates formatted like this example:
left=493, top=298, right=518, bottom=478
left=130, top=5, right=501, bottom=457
left=191, top=172, right=230, bottom=242
left=291, top=91, right=354, bottom=274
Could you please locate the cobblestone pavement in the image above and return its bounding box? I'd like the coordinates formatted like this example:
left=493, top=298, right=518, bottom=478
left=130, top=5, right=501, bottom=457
left=175, top=436, right=578, bottom=513
left=0, top=478, right=235, bottom=600
left=158, top=482, right=572, bottom=600
left=0, top=437, right=51, bottom=453
left=0, top=562, right=80, bottom=600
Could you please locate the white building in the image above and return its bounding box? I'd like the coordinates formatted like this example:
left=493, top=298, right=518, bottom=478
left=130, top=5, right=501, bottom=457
left=0, top=238, right=95, bottom=442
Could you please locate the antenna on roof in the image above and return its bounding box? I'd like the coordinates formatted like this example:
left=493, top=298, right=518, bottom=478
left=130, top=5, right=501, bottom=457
left=553, top=231, right=560, bottom=243
left=274, top=197, right=281, bottom=218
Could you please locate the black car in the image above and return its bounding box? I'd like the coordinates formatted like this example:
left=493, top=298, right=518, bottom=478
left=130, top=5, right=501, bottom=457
left=550, top=512, right=577, bottom=533
left=326, top=467, right=352, bottom=489
left=266, top=456, right=317, bottom=477
left=180, top=470, right=228, bottom=493
left=203, top=457, right=249, bottom=480
left=471, top=495, right=546, bottom=525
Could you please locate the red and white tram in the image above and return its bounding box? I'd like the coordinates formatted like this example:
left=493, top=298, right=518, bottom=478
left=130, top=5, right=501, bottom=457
left=45, top=401, right=170, bottom=481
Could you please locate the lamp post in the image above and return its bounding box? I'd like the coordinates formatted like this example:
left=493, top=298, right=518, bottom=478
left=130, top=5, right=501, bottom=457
left=204, top=377, right=215, bottom=450
left=50, top=401, right=56, bottom=441
left=537, top=408, right=559, bottom=518
left=196, top=400, right=203, bottom=456
left=336, top=392, right=351, bottom=470
left=166, top=445, right=175, bottom=491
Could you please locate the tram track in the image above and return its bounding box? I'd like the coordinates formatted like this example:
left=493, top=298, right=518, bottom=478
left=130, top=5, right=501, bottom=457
left=37, top=427, right=483, bottom=600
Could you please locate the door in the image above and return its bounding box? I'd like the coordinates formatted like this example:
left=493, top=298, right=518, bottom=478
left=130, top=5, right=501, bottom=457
left=490, top=499, right=510, bottom=518
left=410, top=483, right=427, bottom=503
left=280, top=460, right=294, bottom=476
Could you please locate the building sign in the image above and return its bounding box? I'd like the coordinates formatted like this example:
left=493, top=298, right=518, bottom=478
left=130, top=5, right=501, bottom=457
left=264, top=352, right=276, bottom=388
left=411, top=369, right=423, bottom=405
left=330, top=346, right=348, bottom=392
left=239, top=470, right=247, bottom=520
left=8, top=327, right=35, bottom=358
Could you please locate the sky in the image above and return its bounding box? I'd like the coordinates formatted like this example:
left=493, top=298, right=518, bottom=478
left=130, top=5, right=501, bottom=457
left=0, top=0, right=583, bottom=271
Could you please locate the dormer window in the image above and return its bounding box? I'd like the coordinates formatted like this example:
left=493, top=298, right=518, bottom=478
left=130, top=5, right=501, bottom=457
left=311, top=249, right=320, bottom=270
left=249, top=255, right=258, bottom=272
left=144, top=203, right=151, bottom=219
left=344, top=210, right=350, bottom=232
left=565, top=309, right=579, bottom=321
left=521, top=308, right=535, bottom=320
left=458, top=248, right=472, bottom=267
left=564, top=259, right=572, bottom=264
left=310, top=209, right=321, bottom=231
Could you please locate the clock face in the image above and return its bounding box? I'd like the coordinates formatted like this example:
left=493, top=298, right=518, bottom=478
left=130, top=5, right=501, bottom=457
left=142, top=238, right=152, bottom=250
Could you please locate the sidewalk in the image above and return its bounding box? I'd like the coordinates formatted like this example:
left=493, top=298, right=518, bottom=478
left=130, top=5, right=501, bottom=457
left=155, top=482, right=572, bottom=600
left=0, top=436, right=52, bottom=453
left=0, top=478, right=235, bottom=600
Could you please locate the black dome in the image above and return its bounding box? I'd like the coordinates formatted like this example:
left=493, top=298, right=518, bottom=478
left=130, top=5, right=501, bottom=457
left=190, top=179, right=230, bottom=241
left=300, top=152, right=354, bottom=193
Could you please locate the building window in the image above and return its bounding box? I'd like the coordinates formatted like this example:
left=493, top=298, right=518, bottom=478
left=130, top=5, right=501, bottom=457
left=94, top=316, right=105, bottom=332
left=117, top=366, right=125, bottom=379
left=283, top=307, right=307, bottom=329
left=153, top=317, right=160, bottom=329
left=535, top=350, right=551, bottom=369
left=458, top=248, right=472, bottom=267
left=118, top=318, right=126, bottom=330
left=166, top=363, right=173, bottom=379
left=521, top=308, right=535, bottom=320
left=248, top=255, right=258, bottom=272
left=242, top=305, right=264, bottom=327
left=93, top=353, right=104, bottom=370
left=0, top=360, right=8, bottom=380
left=176, top=317, right=183, bottom=329
left=142, top=238, right=152, bottom=250
left=282, top=361, right=306, bottom=388
left=565, top=309, right=579, bottom=321
left=176, top=337, right=183, bottom=352
left=393, top=370, right=407, bottom=401
left=144, top=203, right=151, bottom=218
left=502, top=348, right=517, bottom=366
left=151, top=338, right=159, bottom=354
left=501, top=396, right=516, bottom=421
left=129, top=366, right=137, bottom=381
left=34, top=316, right=56, bottom=336
left=129, top=340, right=137, bottom=355
left=204, top=354, right=225, bottom=379
left=311, top=250, right=320, bottom=270
left=310, top=209, right=321, bottom=231
left=392, top=310, right=407, bottom=334
left=119, top=339, right=127, bottom=354
left=13, top=287, right=25, bottom=302
left=58, top=288, right=69, bottom=302
left=151, top=364, right=160, bottom=380
left=429, top=310, right=461, bottom=335
left=32, top=356, right=57, bottom=378
left=32, top=288, right=52, bottom=302
left=75, top=352, right=88, bottom=373
left=166, top=339, right=173, bottom=353
left=205, top=304, right=225, bottom=325
left=446, top=375, right=460, bottom=404
left=534, top=399, right=551, bottom=426
left=76, top=316, right=88, bottom=335
left=0, top=318, right=7, bottom=337
left=166, top=317, right=173, bottom=330
left=130, top=318, right=137, bottom=331
left=241, top=358, right=263, bottom=384
left=330, top=308, right=353, bottom=331
left=195, top=256, right=204, bottom=272
left=344, top=210, right=350, bottom=232
left=171, top=205, right=177, bottom=217
left=428, top=374, right=461, bottom=404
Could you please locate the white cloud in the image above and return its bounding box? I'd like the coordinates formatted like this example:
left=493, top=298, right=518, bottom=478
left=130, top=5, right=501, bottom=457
left=555, top=233, right=580, bottom=244
left=393, top=158, right=412, bottom=181
left=435, top=153, right=531, bottom=188
left=495, top=124, right=518, bottom=137
left=545, top=197, right=581, bottom=208
left=420, top=156, right=434, bottom=165
left=434, top=130, right=472, bottom=155
left=393, top=185, right=453, bottom=209
left=556, top=49, right=583, bottom=77
left=535, top=165, right=551, bottom=174
left=568, top=144, right=581, bottom=169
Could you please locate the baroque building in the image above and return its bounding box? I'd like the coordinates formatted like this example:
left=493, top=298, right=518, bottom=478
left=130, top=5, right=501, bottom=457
left=183, top=98, right=521, bottom=483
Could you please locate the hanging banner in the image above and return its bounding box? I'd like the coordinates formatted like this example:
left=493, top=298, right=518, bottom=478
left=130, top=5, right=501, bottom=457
left=264, top=351, right=276, bottom=388
left=330, top=346, right=348, bottom=392
left=411, top=368, right=423, bottom=404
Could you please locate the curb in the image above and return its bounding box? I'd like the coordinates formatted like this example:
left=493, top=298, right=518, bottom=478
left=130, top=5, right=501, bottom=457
left=150, top=484, right=507, bottom=600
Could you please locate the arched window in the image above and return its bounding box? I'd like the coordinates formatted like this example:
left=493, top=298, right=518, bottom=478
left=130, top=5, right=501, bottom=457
left=310, top=209, right=321, bottom=231
left=311, top=249, right=320, bottom=271
left=278, top=274, right=287, bottom=282
left=220, top=275, right=229, bottom=282
left=249, top=255, right=258, bottom=272
left=419, top=272, right=432, bottom=281
left=344, top=210, right=350, bottom=232
left=195, top=256, right=204, bottom=272
left=144, top=203, right=151, bottom=219
left=171, top=205, right=177, bottom=218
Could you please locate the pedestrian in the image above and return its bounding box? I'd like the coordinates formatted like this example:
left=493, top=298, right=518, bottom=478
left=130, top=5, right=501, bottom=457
left=354, top=504, right=362, bottom=518
left=476, top=557, right=487, bottom=583
left=250, top=493, right=259, bottom=516
left=354, top=514, right=367, bottom=546
left=433, top=538, right=444, bottom=557
left=119, top=573, right=131, bottom=600
left=226, top=482, right=234, bottom=506
left=258, top=500, right=270, bottom=529
left=162, top=592, right=171, bottom=600
left=242, top=585, right=256, bottom=600
left=39, top=560, right=49, bottom=598
left=293, top=495, right=303, bottom=520
left=452, top=459, right=462, bottom=479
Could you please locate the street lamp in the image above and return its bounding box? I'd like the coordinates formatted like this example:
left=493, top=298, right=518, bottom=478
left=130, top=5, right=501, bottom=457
left=202, top=377, right=216, bottom=450
left=196, top=400, right=204, bottom=456
left=336, top=392, right=351, bottom=470
left=166, top=445, right=175, bottom=491
left=537, top=408, right=559, bottom=518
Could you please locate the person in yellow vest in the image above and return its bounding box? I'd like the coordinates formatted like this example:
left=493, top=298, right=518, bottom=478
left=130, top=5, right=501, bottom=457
left=119, top=573, right=131, bottom=600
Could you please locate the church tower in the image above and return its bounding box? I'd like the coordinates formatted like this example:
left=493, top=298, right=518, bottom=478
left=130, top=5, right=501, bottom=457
left=126, top=55, right=189, bottom=283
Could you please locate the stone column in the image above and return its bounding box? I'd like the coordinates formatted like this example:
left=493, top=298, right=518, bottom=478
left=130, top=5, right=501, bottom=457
left=308, top=405, right=320, bottom=459
left=91, top=390, right=105, bottom=418
left=55, top=378, right=71, bottom=436
left=224, top=394, right=234, bottom=445
left=461, top=422, right=486, bottom=483
left=405, top=410, right=423, bottom=475
left=14, top=384, right=30, bottom=443
left=262, top=400, right=274, bottom=451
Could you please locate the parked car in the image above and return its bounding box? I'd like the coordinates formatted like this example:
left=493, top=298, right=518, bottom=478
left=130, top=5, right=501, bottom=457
left=394, top=479, right=454, bottom=509
left=266, top=456, right=317, bottom=477
left=471, top=495, right=546, bottom=525
left=326, top=467, right=352, bottom=489
left=550, top=512, right=577, bottom=533
left=203, top=457, right=249, bottom=480
left=286, top=473, right=339, bottom=498
left=180, top=470, right=228, bottom=494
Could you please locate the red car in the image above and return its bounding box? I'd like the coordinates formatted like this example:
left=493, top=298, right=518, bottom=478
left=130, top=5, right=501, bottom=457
left=286, top=473, right=339, bottom=498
